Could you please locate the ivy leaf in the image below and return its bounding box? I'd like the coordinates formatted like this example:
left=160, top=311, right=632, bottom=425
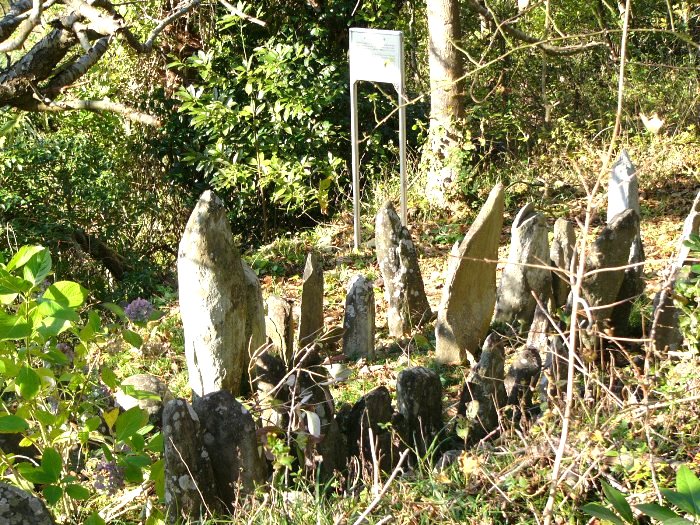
left=42, top=484, right=63, bottom=505
left=0, top=414, right=29, bottom=433
left=66, top=484, right=91, bottom=501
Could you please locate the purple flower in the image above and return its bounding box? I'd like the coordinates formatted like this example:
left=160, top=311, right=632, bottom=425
left=124, top=298, right=154, bottom=323
left=93, top=460, right=125, bottom=494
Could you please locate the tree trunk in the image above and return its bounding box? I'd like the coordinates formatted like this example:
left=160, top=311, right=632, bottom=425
left=424, top=0, right=465, bottom=208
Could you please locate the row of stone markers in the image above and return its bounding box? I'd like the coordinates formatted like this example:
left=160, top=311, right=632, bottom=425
left=165, top=152, right=700, bottom=521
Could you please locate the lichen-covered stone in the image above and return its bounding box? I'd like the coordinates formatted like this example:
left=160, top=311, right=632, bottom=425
left=265, top=295, right=294, bottom=364
left=341, top=386, right=393, bottom=470
left=550, top=218, right=576, bottom=308
left=0, top=482, right=55, bottom=525
left=343, top=275, right=375, bottom=359
left=396, top=367, right=442, bottom=456
left=298, top=252, right=324, bottom=348
left=178, top=191, right=247, bottom=397
left=375, top=202, right=432, bottom=337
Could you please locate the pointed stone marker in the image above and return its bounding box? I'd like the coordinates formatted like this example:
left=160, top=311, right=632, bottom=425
left=494, top=202, right=551, bottom=329
left=550, top=218, right=576, bottom=308
left=343, top=274, right=375, bottom=359
left=265, top=295, right=294, bottom=363
left=298, top=252, right=324, bottom=348
left=178, top=191, right=247, bottom=398
left=607, top=151, right=645, bottom=335
left=375, top=202, right=432, bottom=337
left=435, top=184, right=505, bottom=364
left=652, top=190, right=700, bottom=352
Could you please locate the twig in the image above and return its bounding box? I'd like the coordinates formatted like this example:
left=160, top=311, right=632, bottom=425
left=351, top=449, right=410, bottom=525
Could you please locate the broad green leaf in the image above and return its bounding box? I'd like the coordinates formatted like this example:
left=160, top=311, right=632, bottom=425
left=42, top=281, right=88, bottom=308
left=0, top=292, right=18, bottom=305
left=101, top=366, right=119, bottom=390
left=115, top=407, right=148, bottom=441
left=635, top=502, right=681, bottom=520
left=149, top=458, right=165, bottom=500
left=123, top=461, right=144, bottom=483
left=36, top=299, right=80, bottom=322
left=581, top=503, right=625, bottom=525
left=0, top=268, right=31, bottom=295
left=66, top=484, right=91, bottom=500
left=661, top=488, right=696, bottom=516
left=103, top=408, right=119, bottom=431
left=601, top=481, right=634, bottom=523
left=120, top=385, right=160, bottom=401
left=663, top=518, right=695, bottom=525
left=676, top=465, right=700, bottom=513
left=42, top=484, right=63, bottom=505
left=0, top=311, right=31, bottom=341
left=18, top=464, right=56, bottom=484
left=41, top=447, right=62, bottom=482
left=84, top=416, right=102, bottom=432
left=84, top=511, right=106, bottom=525
left=0, top=414, right=29, bottom=433
left=102, top=302, right=126, bottom=320
left=122, top=329, right=143, bottom=349
left=124, top=454, right=151, bottom=468
left=37, top=316, right=73, bottom=339
left=146, top=432, right=164, bottom=453
left=7, top=246, right=45, bottom=271
left=0, top=357, right=19, bottom=376
left=23, top=249, right=51, bottom=286
left=17, top=366, right=41, bottom=399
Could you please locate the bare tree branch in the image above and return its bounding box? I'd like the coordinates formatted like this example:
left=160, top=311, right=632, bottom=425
left=0, top=0, right=32, bottom=43
left=120, top=0, right=202, bottom=53
left=44, top=35, right=110, bottom=95
left=35, top=98, right=161, bottom=126
left=219, top=0, right=265, bottom=27
left=464, top=0, right=605, bottom=56
left=0, top=0, right=42, bottom=52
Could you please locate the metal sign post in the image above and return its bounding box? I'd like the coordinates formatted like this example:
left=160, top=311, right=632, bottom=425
left=349, top=28, right=407, bottom=249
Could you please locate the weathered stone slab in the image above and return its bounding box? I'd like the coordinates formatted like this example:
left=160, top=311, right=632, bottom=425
left=494, top=202, right=551, bottom=329
left=504, top=346, right=542, bottom=408
left=242, top=260, right=266, bottom=362
left=457, top=333, right=507, bottom=446
left=115, top=374, right=172, bottom=423
left=343, top=275, right=375, bottom=359
left=0, top=482, right=55, bottom=525
left=193, top=391, right=266, bottom=508
left=163, top=399, right=219, bottom=522
left=581, top=208, right=639, bottom=325
left=341, top=386, right=393, bottom=470
left=396, top=367, right=442, bottom=456
left=298, top=252, right=324, bottom=348
left=607, top=150, right=639, bottom=222
left=435, top=184, right=505, bottom=364
left=375, top=201, right=432, bottom=337
left=550, top=218, right=576, bottom=308
left=178, top=191, right=247, bottom=397
left=265, top=295, right=294, bottom=363
left=652, top=190, right=700, bottom=352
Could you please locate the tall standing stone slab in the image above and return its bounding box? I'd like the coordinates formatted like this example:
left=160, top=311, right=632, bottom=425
left=494, top=202, right=551, bottom=329
left=163, top=399, right=219, bottom=522
left=265, top=295, right=294, bottom=363
left=375, top=202, right=432, bottom=337
left=652, top=190, right=700, bottom=352
left=343, top=275, right=375, bottom=359
left=341, top=386, right=394, bottom=471
left=550, top=218, right=576, bottom=308
left=178, top=191, right=247, bottom=398
left=396, top=367, right=442, bottom=456
left=581, top=208, right=639, bottom=325
left=457, top=333, right=507, bottom=447
left=435, top=184, right=505, bottom=364
left=242, top=260, right=266, bottom=360
left=607, top=151, right=645, bottom=335
left=193, top=391, right=266, bottom=509
left=298, top=252, right=324, bottom=348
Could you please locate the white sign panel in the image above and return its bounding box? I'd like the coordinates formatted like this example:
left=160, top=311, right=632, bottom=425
left=349, top=28, right=403, bottom=86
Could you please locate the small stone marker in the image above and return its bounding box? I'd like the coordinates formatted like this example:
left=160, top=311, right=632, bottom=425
left=435, top=184, right=505, bottom=364
left=607, top=150, right=639, bottom=221
left=178, top=191, right=248, bottom=397
left=342, top=386, right=393, bottom=470
left=550, top=218, right=576, bottom=308
left=494, top=202, right=551, bottom=329
left=375, top=201, right=432, bottom=337
left=265, top=295, right=294, bottom=363
left=504, top=346, right=542, bottom=408
left=0, top=482, right=55, bottom=525
left=581, top=208, right=639, bottom=325
left=396, top=367, right=442, bottom=456
left=457, top=333, right=507, bottom=446
left=652, top=190, right=700, bottom=351
left=163, top=399, right=219, bottom=522
left=343, top=275, right=376, bottom=359
left=298, top=252, right=324, bottom=348
left=193, top=391, right=266, bottom=508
